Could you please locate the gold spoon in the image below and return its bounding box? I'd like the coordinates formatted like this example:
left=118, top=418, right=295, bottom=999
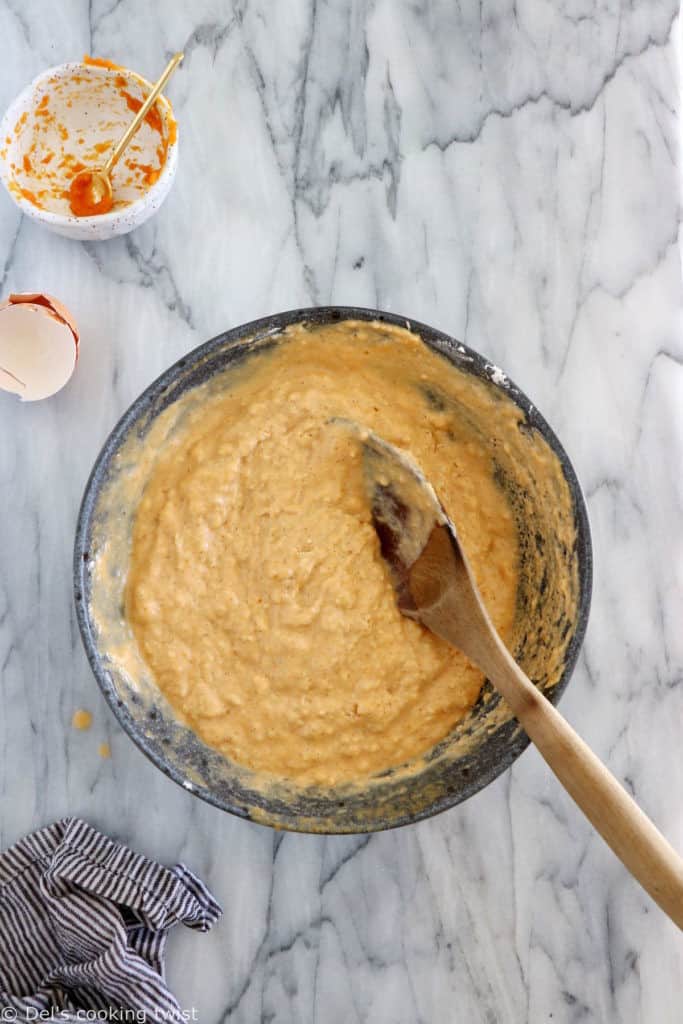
left=69, top=52, right=183, bottom=217
left=355, top=424, right=683, bottom=929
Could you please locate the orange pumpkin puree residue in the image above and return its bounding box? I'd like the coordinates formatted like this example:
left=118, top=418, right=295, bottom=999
left=68, top=170, right=113, bottom=217
left=119, top=89, right=163, bottom=135
left=83, top=54, right=124, bottom=71
left=124, top=158, right=160, bottom=187
left=7, top=62, right=175, bottom=215
left=9, top=182, right=44, bottom=208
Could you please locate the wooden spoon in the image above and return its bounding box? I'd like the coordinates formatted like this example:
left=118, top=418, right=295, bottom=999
left=356, top=425, right=683, bottom=929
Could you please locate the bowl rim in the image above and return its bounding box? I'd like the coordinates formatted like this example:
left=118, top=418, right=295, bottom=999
left=0, top=60, right=178, bottom=228
left=73, top=306, right=593, bottom=833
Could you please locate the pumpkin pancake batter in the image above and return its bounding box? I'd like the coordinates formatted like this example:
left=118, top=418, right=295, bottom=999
left=125, top=322, right=520, bottom=786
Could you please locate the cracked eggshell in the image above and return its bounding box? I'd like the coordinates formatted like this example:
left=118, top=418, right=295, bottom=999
left=0, top=292, right=79, bottom=401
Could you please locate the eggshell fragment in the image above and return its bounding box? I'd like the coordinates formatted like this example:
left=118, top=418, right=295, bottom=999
left=0, top=292, right=78, bottom=401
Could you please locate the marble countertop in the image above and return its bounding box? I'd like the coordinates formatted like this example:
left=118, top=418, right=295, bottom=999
left=1, top=2, right=681, bottom=1021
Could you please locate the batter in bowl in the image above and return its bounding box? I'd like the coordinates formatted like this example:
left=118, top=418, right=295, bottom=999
left=124, top=321, right=520, bottom=786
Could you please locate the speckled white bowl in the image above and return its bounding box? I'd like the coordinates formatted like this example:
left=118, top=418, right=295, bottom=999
left=0, top=62, right=178, bottom=241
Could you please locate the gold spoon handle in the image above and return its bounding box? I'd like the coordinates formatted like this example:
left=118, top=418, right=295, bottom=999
left=104, top=51, right=183, bottom=176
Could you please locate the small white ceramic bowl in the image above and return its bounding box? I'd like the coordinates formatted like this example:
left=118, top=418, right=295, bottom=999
left=0, top=62, right=178, bottom=241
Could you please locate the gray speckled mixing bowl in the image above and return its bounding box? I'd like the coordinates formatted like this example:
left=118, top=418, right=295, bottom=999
left=74, top=307, right=592, bottom=833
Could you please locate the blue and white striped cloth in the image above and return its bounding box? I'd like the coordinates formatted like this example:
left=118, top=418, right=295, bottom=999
left=0, top=818, right=221, bottom=1020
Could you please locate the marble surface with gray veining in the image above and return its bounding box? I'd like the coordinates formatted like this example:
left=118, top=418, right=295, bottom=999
left=0, top=1, right=681, bottom=1021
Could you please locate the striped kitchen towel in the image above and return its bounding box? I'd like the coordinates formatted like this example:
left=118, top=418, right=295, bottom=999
left=0, top=818, right=222, bottom=1020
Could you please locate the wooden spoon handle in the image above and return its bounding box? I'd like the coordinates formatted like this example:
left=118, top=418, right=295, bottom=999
left=403, top=522, right=682, bottom=925
left=487, top=637, right=683, bottom=929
